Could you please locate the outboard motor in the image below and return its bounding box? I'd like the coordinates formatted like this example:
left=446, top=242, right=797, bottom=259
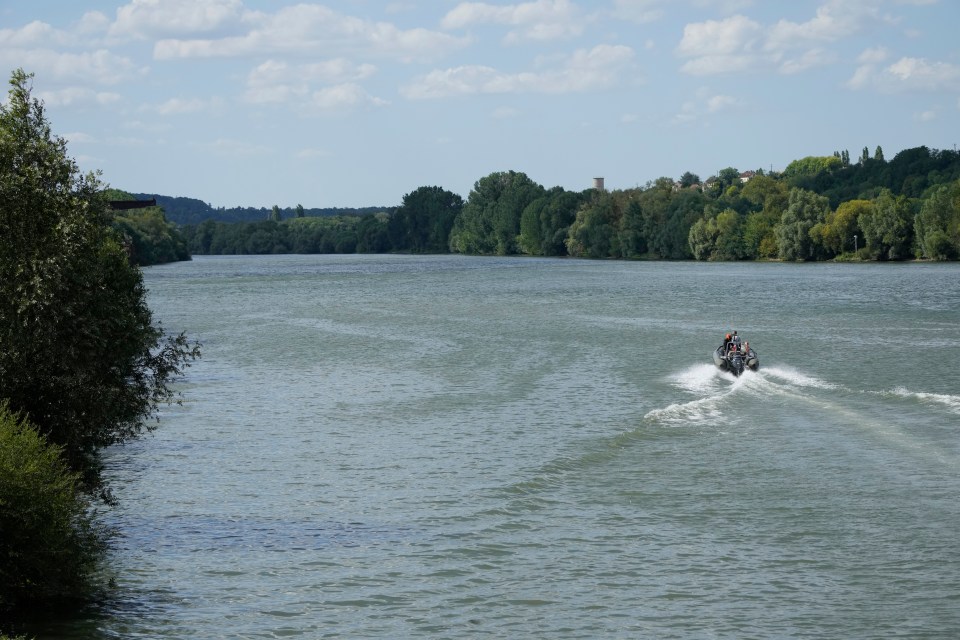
left=729, top=352, right=745, bottom=376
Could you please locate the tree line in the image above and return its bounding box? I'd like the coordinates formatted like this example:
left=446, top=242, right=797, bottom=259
left=177, top=145, right=960, bottom=262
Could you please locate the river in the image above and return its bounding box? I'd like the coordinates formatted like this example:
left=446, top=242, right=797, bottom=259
left=36, top=255, right=960, bottom=638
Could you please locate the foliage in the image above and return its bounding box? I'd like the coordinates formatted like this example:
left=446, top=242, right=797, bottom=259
left=566, top=191, right=621, bottom=258
left=914, top=180, right=960, bottom=259
left=518, top=187, right=585, bottom=256
left=783, top=155, right=843, bottom=177
left=103, top=189, right=190, bottom=266
left=182, top=214, right=391, bottom=255
left=0, top=69, right=200, bottom=489
left=388, top=186, right=462, bottom=253
left=775, top=188, right=831, bottom=261
left=449, top=171, right=545, bottom=255
left=0, top=403, right=104, bottom=614
left=858, top=189, right=913, bottom=260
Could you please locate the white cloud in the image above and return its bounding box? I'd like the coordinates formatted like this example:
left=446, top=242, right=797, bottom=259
left=914, top=109, right=936, bottom=121
left=62, top=131, right=96, bottom=144
left=154, top=4, right=467, bottom=62
left=848, top=56, right=960, bottom=92
left=705, top=94, right=739, bottom=112
left=678, top=2, right=882, bottom=76
left=672, top=88, right=742, bottom=125
left=442, top=0, right=583, bottom=42
left=36, top=86, right=122, bottom=107
left=402, top=44, right=634, bottom=99
left=153, top=97, right=222, bottom=115
left=857, top=47, right=889, bottom=64
left=310, top=84, right=388, bottom=110
left=609, top=0, right=664, bottom=24
left=109, top=0, right=247, bottom=40
left=778, top=48, right=835, bottom=74
left=0, top=46, right=144, bottom=86
left=243, top=59, right=382, bottom=110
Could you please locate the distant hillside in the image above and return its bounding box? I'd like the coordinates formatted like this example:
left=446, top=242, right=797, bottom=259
left=133, top=193, right=389, bottom=225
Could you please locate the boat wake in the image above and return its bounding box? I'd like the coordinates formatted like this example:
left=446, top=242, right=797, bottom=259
left=644, top=364, right=841, bottom=426
left=887, top=387, right=960, bottom=415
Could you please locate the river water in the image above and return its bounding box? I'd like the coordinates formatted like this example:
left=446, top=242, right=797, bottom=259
left=37, top=255, right=960, bottom=638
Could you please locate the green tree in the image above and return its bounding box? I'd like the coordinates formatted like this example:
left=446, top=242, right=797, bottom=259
left=270, top=204, right=282, bottom=222
left=389, top=185, right=462, bottom=253
left=0, top=69, right=200, bottom=488
left=519, top=187, right=587, bottom=256
left=679, top=171, right=700, bottom=188
left=914, top=180, right=960, bottom=259
left=566, top=191, right=620, bottom=258
left=775, top=188, right=830, bottom=260
left=295, top=203, right=305, bottom=218
left=858, top=189, right=913, bottom=260
left=811, top=199, right=868, bottom=257
left=450, top=171, right=544, bottom=255
left=1, top=403, right=103, bottom=614
left=783, top=155, right=843, bottom=177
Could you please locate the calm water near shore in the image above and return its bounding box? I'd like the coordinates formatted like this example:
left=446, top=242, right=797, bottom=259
left=35, top=255, right=960, bottom=638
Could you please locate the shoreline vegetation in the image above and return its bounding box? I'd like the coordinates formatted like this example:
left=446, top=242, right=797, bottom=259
left=1, top=68, right=199, bottom=633
left=132, top=144, right=960, bottom=265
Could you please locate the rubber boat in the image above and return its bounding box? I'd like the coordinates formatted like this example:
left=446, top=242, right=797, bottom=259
left=712, top=341, right=759, bottom=377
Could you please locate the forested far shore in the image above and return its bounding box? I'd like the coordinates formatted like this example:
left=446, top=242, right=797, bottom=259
left=174, top=145, right=960, bottom=262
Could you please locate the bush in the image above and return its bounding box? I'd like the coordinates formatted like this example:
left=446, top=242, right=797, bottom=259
left=0, top=402, right=103, bottom=614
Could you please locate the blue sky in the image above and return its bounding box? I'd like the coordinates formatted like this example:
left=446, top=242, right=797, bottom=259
left=2, top=0, right=958, bottom=208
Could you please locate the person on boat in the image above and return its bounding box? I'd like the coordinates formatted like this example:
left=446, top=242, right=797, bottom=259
left=722, top=333, right=732, bottom=352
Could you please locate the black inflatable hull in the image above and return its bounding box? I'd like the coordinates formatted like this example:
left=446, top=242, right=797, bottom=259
left=713, top=346, right=759, bottom=377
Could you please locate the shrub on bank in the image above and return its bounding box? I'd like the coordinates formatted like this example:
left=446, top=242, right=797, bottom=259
left=0, top=403, right=104, bottom=615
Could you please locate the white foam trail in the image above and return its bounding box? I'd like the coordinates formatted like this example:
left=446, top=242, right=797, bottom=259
left=643, top=394, right=726, bottom=425
left=890, top=387, right=960, bottom=415
left=759, top=366, right=839, bottom=390
left=670, top=364, right=725, bottom=395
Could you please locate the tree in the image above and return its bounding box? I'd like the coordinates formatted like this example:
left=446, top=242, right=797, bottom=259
left=679, top=171, right=700, bottom=188
left=858, top=189, right=912, bottom=260
left=270, top=204, right=282, bottom=222
left=914, top=180, right=959, bottom=259
left=811, top=199, right=869, bottom=256
left=295, top=203, right=305, bottom=218
left=389, top=185, right=462, bottom=253
left=449, top=171, right=544, bottom=255
left=775, top=188, right=830, bottom=260
left=875, top=146, right=885, bottom=162
left=1, top=403, right=103, bottom=613
left=0, top=69, right=200, bottom=489
left=565, top=190, right=620, bottom=258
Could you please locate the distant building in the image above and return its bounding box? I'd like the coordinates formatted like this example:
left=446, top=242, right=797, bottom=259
left=738, top=171, right=756, bottom=183
left=593, top=177, right=605, bottom=191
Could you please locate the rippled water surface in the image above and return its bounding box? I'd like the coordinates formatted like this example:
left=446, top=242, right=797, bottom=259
left=38, top=255, right=960, bottom=638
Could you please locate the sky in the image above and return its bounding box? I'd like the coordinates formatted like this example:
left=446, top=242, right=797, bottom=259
left=1, top=0, right=959, bottom=209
